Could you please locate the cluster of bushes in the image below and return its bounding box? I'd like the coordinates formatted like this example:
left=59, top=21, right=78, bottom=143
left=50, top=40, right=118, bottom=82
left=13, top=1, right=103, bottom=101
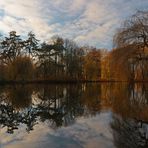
left=0, top=31, right=101, bottom=81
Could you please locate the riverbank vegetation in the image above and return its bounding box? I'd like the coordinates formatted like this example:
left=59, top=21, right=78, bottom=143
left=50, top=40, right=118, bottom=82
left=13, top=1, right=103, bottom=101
left=0, top=11, right=147, bottom=82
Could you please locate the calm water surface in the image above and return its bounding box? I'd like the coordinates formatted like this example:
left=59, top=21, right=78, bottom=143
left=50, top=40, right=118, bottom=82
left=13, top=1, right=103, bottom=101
left=0, top=83, right=148, bottom=148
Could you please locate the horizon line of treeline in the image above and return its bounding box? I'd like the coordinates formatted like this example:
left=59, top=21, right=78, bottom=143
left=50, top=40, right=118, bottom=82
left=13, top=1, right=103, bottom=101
left=0, top=10, right=148, bottom=83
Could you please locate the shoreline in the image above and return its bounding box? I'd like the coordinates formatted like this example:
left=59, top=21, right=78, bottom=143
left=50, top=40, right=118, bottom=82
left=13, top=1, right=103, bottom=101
left=0, top=80, right=148, bottom=85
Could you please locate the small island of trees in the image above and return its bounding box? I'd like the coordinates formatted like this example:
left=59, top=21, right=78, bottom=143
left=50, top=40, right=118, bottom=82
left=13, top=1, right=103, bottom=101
left=0, top=10, right=147, bottom=83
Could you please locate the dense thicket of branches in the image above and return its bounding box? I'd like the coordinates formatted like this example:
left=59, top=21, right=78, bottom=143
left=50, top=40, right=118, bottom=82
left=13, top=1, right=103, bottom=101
left=110, top=10, right=148, bottom=81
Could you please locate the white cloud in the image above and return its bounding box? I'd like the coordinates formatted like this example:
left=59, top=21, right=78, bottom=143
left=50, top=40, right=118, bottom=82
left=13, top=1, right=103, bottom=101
left=0, top=0, right=148, bottom=49
left=0, top=0, right=54, bottom=40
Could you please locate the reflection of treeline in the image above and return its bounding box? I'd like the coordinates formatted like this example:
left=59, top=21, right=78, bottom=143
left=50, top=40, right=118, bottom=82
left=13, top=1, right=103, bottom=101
left=0, top=83, right=148, bottom=136
left=0, top=32, right=101, bottom=81
left=101, top=83, right=148, bottom=122
left=0, top=84, right=101, bottom=133
left=102, top=83, right=148, bottom=148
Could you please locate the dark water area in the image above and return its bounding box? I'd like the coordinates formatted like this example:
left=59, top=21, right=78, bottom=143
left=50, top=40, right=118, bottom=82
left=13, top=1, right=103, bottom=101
left=0, top=83, right=148, bottom=148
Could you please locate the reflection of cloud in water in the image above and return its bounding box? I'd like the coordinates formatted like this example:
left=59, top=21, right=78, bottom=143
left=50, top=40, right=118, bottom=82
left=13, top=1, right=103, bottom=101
left=1, top=112, right=114, bottom=148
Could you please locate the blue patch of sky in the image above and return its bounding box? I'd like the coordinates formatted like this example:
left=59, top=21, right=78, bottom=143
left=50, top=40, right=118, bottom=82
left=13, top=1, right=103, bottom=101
left=0, top=8, right=5, bottom=18
left=47, top=7, right=85, bottom=26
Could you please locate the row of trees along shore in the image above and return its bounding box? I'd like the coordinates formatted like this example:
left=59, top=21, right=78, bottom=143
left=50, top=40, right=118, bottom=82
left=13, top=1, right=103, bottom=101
left=0, top=10, right=148, bottom=82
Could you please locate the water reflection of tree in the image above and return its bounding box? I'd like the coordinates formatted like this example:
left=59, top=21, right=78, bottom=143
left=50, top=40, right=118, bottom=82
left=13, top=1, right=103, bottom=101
left=102, top=83, right=148, bottom=148
left=0, top=84, right=101, bottom=134
left=81, top=83, right=101, bottom=115
left=102, top=83, right=148, bottom=122
left=0, top=85, right=36, bottom=133
left=7, top=85, right=33, bottom=109
left=111, top=115, right=148, bottom=148
left=32, top=84, right=84, bottom=127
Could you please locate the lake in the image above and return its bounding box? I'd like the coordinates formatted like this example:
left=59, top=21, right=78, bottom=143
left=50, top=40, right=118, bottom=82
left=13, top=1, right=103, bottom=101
left=0, top=83, right=148, bottom=148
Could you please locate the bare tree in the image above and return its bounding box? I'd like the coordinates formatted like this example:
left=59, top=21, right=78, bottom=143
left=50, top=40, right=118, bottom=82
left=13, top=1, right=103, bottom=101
left=112, top=11, right=148, bottom=81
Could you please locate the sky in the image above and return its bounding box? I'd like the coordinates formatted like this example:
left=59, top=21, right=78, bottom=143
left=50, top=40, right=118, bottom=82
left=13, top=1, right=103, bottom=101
left=0, top=0, right=148, bottom=49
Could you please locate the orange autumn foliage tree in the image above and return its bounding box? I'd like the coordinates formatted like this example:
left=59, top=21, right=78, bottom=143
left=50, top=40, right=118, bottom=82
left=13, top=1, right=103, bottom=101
left=7, top=56, right=34, bottom=81
left=83, top=49, right=101, bottom=80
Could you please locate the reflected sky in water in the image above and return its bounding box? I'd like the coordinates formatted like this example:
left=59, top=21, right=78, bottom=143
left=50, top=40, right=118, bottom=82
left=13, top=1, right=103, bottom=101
left=0, top=83, right=148, bottom=148
left=1, top=112, right=113, bottom=148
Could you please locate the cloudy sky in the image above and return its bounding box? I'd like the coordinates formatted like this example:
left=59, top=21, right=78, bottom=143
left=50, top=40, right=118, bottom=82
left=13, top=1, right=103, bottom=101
left=0, top=0, right=148, bottom=49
